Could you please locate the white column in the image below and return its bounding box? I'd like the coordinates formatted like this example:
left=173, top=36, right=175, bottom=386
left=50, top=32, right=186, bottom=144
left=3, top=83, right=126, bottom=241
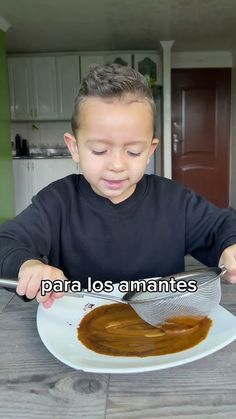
left=160, top=40, right=175, bottom=179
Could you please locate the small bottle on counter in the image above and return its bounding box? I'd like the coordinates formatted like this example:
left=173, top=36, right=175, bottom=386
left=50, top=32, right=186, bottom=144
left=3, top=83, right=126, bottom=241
left=15, top=134, right=22, bottom=156
left=21, top=139, right=29, bottom=156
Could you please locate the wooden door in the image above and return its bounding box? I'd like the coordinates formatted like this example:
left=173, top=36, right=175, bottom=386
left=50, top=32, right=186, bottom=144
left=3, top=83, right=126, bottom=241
left=171, top=69, right=231, bottom=208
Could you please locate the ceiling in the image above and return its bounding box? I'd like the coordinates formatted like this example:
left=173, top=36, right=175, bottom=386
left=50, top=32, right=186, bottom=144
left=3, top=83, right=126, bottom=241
left=1, top=0, right=236, bottom=53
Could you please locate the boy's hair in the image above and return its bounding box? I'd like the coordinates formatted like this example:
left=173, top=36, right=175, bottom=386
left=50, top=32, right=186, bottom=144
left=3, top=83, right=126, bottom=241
left=71, top=64, right=156, bottom=137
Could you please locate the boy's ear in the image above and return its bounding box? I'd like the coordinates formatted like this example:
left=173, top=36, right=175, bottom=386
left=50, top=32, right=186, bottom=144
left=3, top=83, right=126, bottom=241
left=147, top=138, right=159, bottom=164
left=64, top=133, right=80, bottom=163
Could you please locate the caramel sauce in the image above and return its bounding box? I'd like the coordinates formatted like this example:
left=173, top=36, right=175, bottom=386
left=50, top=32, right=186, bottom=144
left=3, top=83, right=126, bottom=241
left=78, top=303, right=212, bottom=357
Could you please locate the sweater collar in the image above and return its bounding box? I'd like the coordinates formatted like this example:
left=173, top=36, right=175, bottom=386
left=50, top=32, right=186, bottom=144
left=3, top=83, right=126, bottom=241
left=79, top=174, right=148, bottom=213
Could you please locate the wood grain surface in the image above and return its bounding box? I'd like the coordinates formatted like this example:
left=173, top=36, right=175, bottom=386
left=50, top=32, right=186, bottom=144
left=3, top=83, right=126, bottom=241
left=0, top=259, right=236, bottom=419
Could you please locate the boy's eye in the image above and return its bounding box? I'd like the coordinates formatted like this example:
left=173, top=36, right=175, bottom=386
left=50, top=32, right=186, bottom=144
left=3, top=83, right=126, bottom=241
left=92, top=150, right=107, bottom=155
left=128, top=151, right=142, bottom=157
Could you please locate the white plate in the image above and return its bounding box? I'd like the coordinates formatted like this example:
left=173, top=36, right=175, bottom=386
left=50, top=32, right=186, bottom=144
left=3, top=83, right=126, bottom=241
left=36, top=286, right=236, bottom=373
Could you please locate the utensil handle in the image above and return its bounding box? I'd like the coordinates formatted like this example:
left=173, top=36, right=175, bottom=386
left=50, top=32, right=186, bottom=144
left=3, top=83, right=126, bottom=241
left=67, top=290, right=124, bottom=303
left=219, top=264, right=227, bottom=276
left=0, top=277, right=32, bottom=302
left=0, top=278, right=124, bottom=304
left=0, top=278, right=18, bottom=289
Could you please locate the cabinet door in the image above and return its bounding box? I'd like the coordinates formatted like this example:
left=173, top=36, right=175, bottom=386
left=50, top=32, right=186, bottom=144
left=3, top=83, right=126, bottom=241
left=80, top=54, right=132, bottom=81
left=104, top=53, right=132, bottom=67
left=31, top=159, right=79, bottom=197
left=134, top=53, right=163, bottom=176
left=31, top=57, right=58, bottom=119
left=56, top=56, right=80, bottom=119
left=80, top=55, right=105, bottom=81
left=8, top=58, right=33, bottom=120
left=13, top=160, right=32, bottom=215
left=133, top=53, right=162, bottom=86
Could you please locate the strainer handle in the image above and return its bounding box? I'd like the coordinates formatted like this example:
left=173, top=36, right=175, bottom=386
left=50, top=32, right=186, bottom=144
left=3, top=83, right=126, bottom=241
left=219, top=264, right=227, bottom=276
left=0, top=277, right=125, bottom=304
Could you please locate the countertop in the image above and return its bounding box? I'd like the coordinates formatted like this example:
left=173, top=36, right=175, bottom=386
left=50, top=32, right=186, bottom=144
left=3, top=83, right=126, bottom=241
left=1, top=277, right=236, bottom=418
left=13, top=155, right=71, bottom=159
left=12, top=147, right=71, bottom=159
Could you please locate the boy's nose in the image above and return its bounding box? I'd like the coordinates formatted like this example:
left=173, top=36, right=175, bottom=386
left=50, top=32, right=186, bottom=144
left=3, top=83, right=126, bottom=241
left=108, top=151, right=125, bottom=172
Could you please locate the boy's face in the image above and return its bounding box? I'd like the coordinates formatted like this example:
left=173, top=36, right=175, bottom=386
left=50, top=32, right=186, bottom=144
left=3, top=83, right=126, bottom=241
left=64, top=96, right=159, bottom=204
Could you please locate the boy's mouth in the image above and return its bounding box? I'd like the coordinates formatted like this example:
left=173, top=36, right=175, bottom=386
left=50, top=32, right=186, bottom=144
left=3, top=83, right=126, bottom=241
left=103, top=179, right=126, bottom=189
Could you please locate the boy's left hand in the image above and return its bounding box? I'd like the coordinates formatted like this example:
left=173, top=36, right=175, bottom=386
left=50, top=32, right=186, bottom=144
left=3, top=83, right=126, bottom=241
left=219, top=244, right=236, bottom=283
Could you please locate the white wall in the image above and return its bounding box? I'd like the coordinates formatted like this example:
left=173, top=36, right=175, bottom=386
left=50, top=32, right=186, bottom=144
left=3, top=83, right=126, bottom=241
left=11, top=121, right=71, bottom=148
left=172, top=51, right=232, bottom=68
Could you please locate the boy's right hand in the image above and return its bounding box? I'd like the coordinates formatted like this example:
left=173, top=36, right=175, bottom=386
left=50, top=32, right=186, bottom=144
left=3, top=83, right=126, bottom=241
left=16, top=259, right=66, bottom=308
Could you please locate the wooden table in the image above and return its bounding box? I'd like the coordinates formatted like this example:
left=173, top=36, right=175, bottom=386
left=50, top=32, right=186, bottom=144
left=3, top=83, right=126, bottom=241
left=0, top=281, right=236, bottom=419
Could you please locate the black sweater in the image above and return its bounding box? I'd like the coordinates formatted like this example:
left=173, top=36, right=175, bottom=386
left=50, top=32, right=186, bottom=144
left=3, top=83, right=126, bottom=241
left=1, top=174, right=236, bottom=287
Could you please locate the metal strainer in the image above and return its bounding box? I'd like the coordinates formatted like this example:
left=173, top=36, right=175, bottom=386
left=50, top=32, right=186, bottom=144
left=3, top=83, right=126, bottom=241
left=0, top=266, right=225, bottom=327
left=120, top=267, right=224, bottom=326
left=76, top=266, right=224, bottom=326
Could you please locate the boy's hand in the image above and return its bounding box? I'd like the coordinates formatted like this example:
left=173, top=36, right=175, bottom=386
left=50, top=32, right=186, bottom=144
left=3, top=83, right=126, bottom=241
left=219, top=244, right=236, bottom=283
left=17, top=259, right=66, bottom=308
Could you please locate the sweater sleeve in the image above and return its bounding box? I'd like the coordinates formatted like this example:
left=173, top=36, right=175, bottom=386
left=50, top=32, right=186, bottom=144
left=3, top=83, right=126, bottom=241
left=185, top=189, right=236, bottom=266
left=0, top=192, right=54, bottom=277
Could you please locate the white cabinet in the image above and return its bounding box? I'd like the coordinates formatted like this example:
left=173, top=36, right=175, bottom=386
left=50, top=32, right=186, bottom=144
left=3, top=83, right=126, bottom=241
left=56, top=55, right=80, bottom=119
left=31, top=159, right=79, bottom=196
left=31, top=57, right=58, bottom=119
left=80, top=55, right=105, bottom=82
left=13, top=159, right=79, bottom=216
left=80, top=53, right=132, bottom=81
left=8, top=52, right=161, bottom=122
left=104, top=53, right=132, bottom=67
left=13, top=160, right=32, bottom=215
left=133, top=53, right=162, bottom=86
left=8, top=57, right=58, bottom=120
left=133, top=53, right=163, bottom=176
left=8, top=58, right=33, bottom=120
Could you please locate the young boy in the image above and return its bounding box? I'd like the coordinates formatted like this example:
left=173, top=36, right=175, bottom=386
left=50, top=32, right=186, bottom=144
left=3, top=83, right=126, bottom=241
left=1, top=64, right=236, bottom=308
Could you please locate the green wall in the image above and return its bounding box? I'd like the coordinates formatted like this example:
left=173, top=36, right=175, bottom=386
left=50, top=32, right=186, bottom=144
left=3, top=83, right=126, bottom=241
left=0, top=30, right=14, bottom=223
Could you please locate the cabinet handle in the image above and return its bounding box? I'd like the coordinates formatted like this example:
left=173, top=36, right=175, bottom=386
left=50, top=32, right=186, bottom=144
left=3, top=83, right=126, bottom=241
left=30, top=108, right=33, bottom=118
left=35, top=108, right=37, bottom=118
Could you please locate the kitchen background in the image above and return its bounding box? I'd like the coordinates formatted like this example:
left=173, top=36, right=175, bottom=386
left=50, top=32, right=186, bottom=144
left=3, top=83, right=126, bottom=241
left=11, top=122, right=71, bottom=150
left=0, top=0, right=236, bottom=221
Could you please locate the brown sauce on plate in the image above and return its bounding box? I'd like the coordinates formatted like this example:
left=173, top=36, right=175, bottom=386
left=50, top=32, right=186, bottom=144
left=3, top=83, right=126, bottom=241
left=77, top=303, right=212, bottom=357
